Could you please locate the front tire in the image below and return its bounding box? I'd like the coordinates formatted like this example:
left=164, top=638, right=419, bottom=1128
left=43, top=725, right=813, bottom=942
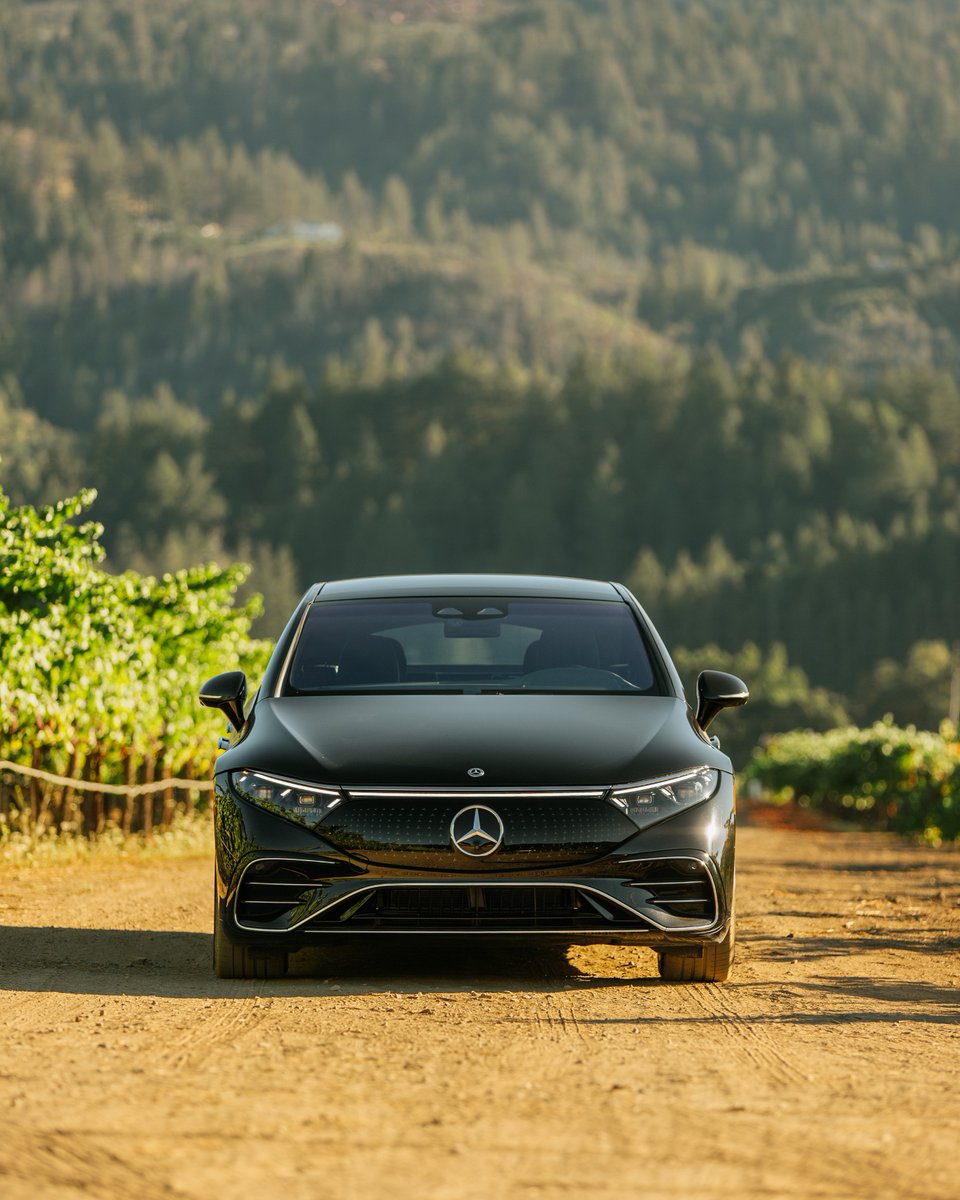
left=657, top=917, right=735, bottom=983
left=213, top=888, right=288, bottom=980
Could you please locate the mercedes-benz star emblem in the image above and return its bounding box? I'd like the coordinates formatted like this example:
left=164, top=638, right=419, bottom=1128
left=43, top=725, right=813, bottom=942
left=467, top=767, right=485, bottom=778
left=450, top=805, right=505, bottom=857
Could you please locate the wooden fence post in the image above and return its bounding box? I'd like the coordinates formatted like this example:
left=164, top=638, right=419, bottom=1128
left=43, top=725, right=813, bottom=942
left=141, top=754, right=156, bottom=838
left=123, top=754, right=136, bottom=833
left=60, top=747, right=79, bottom=832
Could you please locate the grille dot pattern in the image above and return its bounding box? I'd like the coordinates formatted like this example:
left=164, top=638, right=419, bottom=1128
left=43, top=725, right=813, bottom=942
left=319, top=795, right=636, bottom=868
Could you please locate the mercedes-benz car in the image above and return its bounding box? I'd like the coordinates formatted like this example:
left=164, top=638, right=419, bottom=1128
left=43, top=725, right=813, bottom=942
left=200, top=574, right=748, bottom=982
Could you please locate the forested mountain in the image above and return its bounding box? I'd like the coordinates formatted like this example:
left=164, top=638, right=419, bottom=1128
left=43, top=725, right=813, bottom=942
left=1, top=0, right=959, bottom=747
left=4, top=0, right=960, bottom=408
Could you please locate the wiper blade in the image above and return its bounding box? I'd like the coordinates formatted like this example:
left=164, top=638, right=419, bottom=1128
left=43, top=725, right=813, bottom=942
left=484, top=687, right=643, bottom=695
left=292, top=685, right=469, bottom=695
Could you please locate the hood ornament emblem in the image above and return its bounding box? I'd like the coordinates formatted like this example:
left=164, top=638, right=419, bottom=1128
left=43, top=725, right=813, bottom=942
left=467, top=767, right=485, bottom=778
left=450, top=805, right=504, bottom=857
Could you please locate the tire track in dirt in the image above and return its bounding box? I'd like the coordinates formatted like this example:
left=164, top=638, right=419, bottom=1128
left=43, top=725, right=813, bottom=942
left=145, top=987, right=270, bottom=1072
left=0, top=1118, right=189, bottom=1200
left=680, top=980, right=808, bottom=1086
left=526, top=999, right=591, bottom=1043
left=0, top=989, right=63, bottom=1027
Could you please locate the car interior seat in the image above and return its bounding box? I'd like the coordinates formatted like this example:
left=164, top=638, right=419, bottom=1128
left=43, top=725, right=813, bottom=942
left=522, top=627, right=600, bottom=673
left=336, top=635, right=406, bottom=685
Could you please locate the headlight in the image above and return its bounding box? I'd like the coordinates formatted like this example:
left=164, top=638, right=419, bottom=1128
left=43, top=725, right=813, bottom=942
left=610, top=766, right=721, bottom=830
left=229, top=770, right=343, bottom=827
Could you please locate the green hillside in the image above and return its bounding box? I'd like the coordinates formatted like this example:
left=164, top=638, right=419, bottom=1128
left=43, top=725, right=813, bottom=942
left=1, top=0, right=959, bottom=744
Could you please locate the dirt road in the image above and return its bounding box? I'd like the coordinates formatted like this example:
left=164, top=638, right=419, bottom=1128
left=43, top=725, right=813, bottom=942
left=1, top=826, right=958, bottom=1199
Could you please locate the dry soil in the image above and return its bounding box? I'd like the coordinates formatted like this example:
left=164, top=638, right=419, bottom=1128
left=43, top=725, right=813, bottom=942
left=1, top=826, right=959, bottom=1199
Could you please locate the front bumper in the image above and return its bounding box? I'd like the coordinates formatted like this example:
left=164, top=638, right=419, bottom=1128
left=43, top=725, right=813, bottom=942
left=214, top=775, right=736, bottom=952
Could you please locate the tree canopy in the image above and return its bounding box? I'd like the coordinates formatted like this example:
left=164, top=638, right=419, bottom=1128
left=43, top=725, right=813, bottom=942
left=2, top=0, right=958, bottom=742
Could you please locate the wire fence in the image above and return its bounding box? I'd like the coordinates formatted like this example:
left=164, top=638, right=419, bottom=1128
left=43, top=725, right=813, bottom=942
left=0, top=758, right=214, bottom=837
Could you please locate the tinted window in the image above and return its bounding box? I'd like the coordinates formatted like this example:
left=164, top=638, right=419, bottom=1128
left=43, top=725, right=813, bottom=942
left=285, top=598, right=661, bottom=694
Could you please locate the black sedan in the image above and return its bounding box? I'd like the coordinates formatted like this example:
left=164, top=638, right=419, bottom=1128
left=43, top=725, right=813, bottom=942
left=200, top=574, right=748, bottom=982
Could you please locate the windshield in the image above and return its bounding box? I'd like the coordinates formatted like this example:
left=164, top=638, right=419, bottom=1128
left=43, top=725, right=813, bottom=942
left=284, top=597, right=662, bottom=694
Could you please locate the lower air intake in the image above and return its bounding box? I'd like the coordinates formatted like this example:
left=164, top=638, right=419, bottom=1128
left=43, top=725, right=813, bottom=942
left=236, top=859, right=346, bottom=926
left=313, top=885, right=646, bottom=931
left=627, top=859, right=717, bottom=922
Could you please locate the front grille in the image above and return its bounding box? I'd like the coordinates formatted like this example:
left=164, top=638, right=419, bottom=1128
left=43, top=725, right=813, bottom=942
left=313, top=885, right=647, bottom=931
left=625, top=859, right=717, bottom=923
left=317, top=786, right=635, bottom=869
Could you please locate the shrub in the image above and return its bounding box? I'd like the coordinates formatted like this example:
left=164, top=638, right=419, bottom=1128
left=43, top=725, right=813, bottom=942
left=743, top=720, right=960, bottom=843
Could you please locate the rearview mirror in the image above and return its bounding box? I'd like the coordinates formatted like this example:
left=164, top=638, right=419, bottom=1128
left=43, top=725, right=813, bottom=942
left=695, top=670, right=748, bottom=732
left=199, top=670, right=248, bottom=732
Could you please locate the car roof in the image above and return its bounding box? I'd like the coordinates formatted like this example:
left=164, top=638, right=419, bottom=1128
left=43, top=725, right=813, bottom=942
left=313, top=574, right=623, bottom=601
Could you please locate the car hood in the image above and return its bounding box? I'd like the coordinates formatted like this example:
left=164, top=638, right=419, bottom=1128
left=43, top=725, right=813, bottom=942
left=217, top=693, right=729, bottom=786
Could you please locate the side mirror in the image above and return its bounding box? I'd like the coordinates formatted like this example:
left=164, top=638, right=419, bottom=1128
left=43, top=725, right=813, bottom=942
left=695, top=669, right=748, bottom=732
left=199, top=670, right=248, bottom=733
